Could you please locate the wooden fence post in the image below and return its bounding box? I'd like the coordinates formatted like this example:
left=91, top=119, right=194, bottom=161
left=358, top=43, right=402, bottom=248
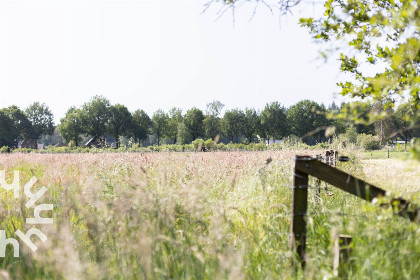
left=290, top=155, right=419, bottom=271
left=290, top=156, right=309, bottom=269
left=333, top=235, right=353, bottom=277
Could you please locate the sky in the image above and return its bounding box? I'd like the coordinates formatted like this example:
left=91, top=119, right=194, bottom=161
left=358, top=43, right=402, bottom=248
left=0, top=0, right=350, bottom=123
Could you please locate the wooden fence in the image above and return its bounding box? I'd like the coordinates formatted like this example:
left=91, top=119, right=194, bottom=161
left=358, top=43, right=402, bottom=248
left=290, top=155, right=420, bottom=269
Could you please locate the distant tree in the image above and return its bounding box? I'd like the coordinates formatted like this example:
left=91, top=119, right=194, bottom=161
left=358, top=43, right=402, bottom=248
left=25, top=102, right=54, bottom=139
left=203, top=116, right=221, bottom=140
left=1, top=105, right=32, bottom=140
left=81, top=96, right=111, bottom=139
left=40, top=127, right=65, bottom=146
left=214, top=1, right=301, bottom=18
left=260, top=102, right=287, bottom=141
left=204, top=100, right=224, bottom=140
left=222, top=109, right=245, bottom=143
left=343, top=125, right=358, bottom=144
left=58, top=107, right=84, bottom=146
left=394, top=103, right=410, bottom=147
left=184, top=108, right=204, bottom=141
left=166, top=108, right=183, bottom=144
left=287, top=100, right=328, bottom=142
left=152, top=109, right=168, bottom=145
left=132, top=109, right=152, bottom=144
left=372, top=101, right=396, bottom=145
left=327, top=108, right=346, bottom=136
left=256, top=119, right=268, bottom=142
left=176, top=121, right=191, bottom=145
left=243, top=108, right=259, bottom=143
left=107, top=104, right=133, bottom=148
left=328, top=101, right=339, bottom=112
left=335, top=102, right=375, bottom=135
left=394, top=103, right=420, bottom=147
left=205, top=100, right=224, bottom=117
left=300, top=0, right=420, bottom=119
left=0, top=111, right=18, bottom=148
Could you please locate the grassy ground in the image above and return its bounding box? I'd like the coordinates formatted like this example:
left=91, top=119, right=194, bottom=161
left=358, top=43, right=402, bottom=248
left=359, top=149, right=411, bottom=160
left=0, top=150, right=418, bottom=279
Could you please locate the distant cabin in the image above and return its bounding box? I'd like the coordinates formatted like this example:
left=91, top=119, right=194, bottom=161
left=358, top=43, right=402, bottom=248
left=391, top=140, right=407, bottom=145
left=266, top=139, right=282, bottom=145
left=84, top=136, right=107, bottom=148
left=18, top=138, right=42, bottom=149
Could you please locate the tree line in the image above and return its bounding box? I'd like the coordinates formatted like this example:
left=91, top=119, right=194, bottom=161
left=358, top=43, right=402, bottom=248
left=0, top=95, right=419, bottom=149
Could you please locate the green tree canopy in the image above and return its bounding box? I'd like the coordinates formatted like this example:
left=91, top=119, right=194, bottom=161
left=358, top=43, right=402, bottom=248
left=58, top=107, right=84, bottom=146
left=205, top=100, right=224, bottom=117
left=243, top=108, right=260, bottom=143
left=184, top=108, right=204, bottom=141
left=0, top=111, right=18, bottom=148
left=260, top=102, right=287, bottom=141
left=334, top=101, right=376, bottom=135
left=204, top=100, right=224, bottom=140
left=152, top=109, right=168, bottom=145
left=300, top=0, right=420, bottom=121
left=81, top=95, right=111, bottom=138
left=394, top=102, right=420, bottom=144
left=203, top=116, right=221, bottom=140
left=210, top=0, right=301, bottom=17
left=222, top=109, right=245, bottom=143
left=176, top=121, right=191, bottom=145
left=107, top=104, right=133, bottom=148
left=1, top=105, right=32, bottom=140
left=287, top=100, right=328, bottom=141
left=166, top=108, right=183, bottom=144
left=372, top=101, right=396, bottom=144
left=25, top=102, right=54, bottom=139
left=132, top=109, right=152, bottom=144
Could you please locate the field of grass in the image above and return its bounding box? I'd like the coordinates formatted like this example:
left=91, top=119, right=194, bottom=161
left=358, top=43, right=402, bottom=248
left=359, top=149, right=412, bottom=160
left=0, top=150, right=419, bottom=279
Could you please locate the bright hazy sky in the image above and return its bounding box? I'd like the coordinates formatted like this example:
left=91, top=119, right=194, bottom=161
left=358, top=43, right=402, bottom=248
left=0, top=0, right=349, bottom=123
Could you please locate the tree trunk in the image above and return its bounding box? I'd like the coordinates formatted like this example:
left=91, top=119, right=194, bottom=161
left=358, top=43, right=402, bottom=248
left=380, top=120, right=383, bottom=145
left=116, top=134, right=120, bottom=148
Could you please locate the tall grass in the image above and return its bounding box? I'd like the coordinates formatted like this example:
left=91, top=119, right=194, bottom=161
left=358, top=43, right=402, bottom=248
left=0, top=151, right=418, bottom=279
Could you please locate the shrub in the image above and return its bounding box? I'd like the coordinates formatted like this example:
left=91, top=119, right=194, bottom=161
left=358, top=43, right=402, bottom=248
left=343, top=125, right=358, bottom=144
left=13, top=148, right=34, bottom=153
left=395, top=142, right=407, bottom=152
left=357, top=134, right=381, bottom=150
left=45, top=146, right=72, bottom=153
left=267, top=143, right=282, bottom=150
left=204, top=139, right=216, bottom=151
left=237, top=143, right=246, bottom=150
left=216, top=143, right=226, bottom=151
left=254, top=142, right=266, bottom=151
left=313, top=142, right=330, bottom=149
left=191, top=139, right=204, bottom=151
left=410, top=138, right=420, bottom=160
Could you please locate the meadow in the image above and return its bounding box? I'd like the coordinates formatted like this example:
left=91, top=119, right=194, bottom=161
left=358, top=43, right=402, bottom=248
left=0, top=150, right=419, bottom=279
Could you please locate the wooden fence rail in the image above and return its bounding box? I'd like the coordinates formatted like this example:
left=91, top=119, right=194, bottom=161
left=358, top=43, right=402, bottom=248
left=290, top=155, right=420, bottom=269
